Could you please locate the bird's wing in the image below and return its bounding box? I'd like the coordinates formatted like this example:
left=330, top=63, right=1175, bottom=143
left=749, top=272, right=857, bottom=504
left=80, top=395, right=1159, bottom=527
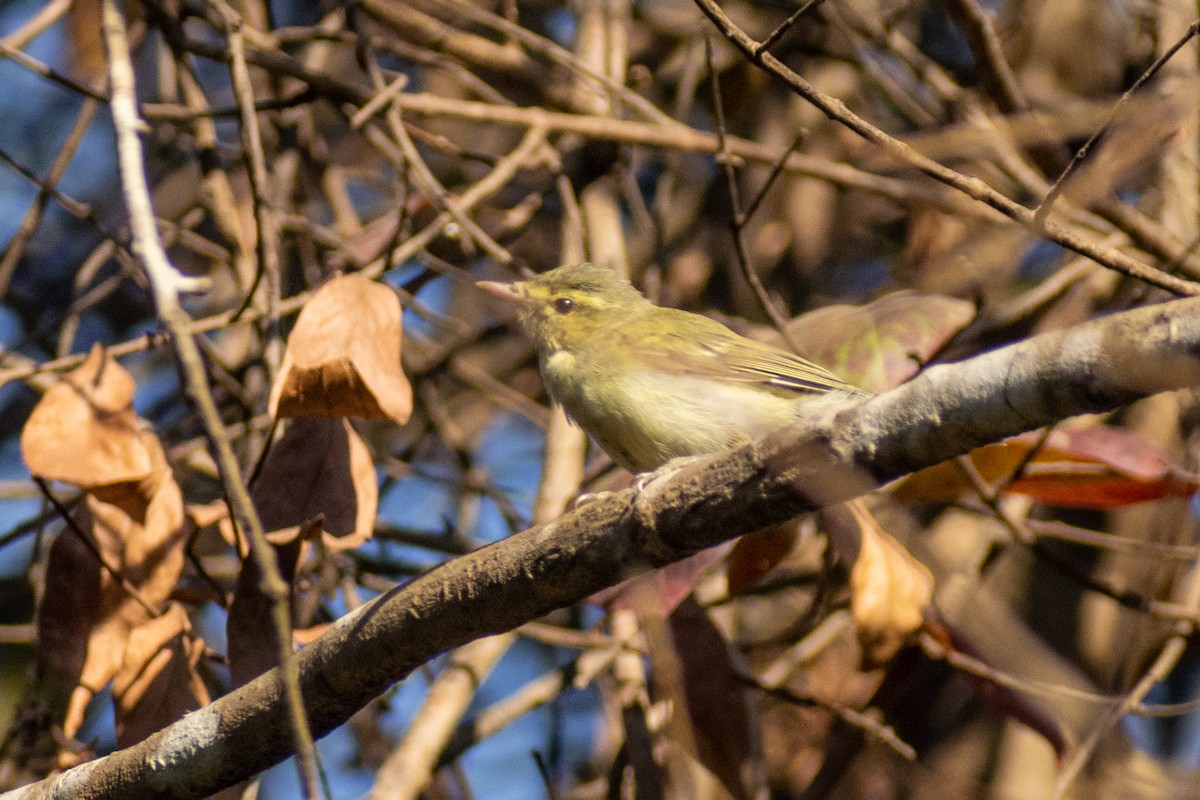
left=616, top=309, right=867, bottom=397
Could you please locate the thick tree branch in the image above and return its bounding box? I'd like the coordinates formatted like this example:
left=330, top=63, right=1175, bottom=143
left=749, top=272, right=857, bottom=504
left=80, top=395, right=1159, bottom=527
left=7, top=296, right=1200, bottom=800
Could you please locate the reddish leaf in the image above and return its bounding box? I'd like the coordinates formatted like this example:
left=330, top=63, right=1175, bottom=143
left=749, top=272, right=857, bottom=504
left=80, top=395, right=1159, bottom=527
left=589, top=544, right=732, bottom=614
left=895, top=426, right=1200, bottom=508
left=1006, top=426, right=1200, bottom=506
left=725, top=523, right=800, bottom=596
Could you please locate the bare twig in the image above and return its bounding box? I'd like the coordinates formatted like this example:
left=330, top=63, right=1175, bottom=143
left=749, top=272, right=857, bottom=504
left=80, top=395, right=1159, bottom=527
left=441, top=639, right=619, bottom=765
left=356, top=47, right=510, bottom=263
left=746, top=676, right=916, bottom=760
left=1054, top=618, right=1198, bottom=798
left=942, top=0, right=1027, bottom=114
left=418, top=0, right=675, bottom=126
left=0, top=39, right=109, bottom=102
left=755, top=0, right=824, bottom=56
left=1, top=0, right=70, bottom=50
left=0, top=123, right=550, bottom=395
left=217, top=3, right=285, bottom=377
left=953, top=457, right=1200, bottom=623
left=99, top=2, right=323, bottom=797
left=373, top=92, right=981, bottom=214
left=1026, top=519, right=1200, bottom=561
left=707, top=35, right=802, bottom=349
left=0, top=99, right=101, bottom=295
left=1036, top=19, right=1200, bottom=227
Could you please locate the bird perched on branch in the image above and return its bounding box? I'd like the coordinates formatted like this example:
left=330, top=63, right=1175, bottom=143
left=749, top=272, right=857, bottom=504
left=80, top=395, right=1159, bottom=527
left=477, top=263, right=868, bottom=472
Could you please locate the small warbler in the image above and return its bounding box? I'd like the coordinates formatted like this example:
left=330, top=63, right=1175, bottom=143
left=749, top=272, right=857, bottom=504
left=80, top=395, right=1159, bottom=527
left=477, top=263, right=868, bottom=473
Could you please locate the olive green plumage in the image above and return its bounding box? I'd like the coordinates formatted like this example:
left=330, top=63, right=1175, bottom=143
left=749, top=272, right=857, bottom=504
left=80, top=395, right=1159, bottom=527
left=478, top=264, right=867, bottom=472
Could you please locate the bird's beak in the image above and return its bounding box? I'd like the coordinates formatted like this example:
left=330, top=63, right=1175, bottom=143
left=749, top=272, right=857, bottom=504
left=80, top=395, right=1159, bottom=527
left=475, top=279, right=526, bottom=305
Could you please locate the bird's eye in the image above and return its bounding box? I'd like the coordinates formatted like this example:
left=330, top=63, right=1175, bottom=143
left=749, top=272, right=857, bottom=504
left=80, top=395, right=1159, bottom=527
left=553, top=297, right=575, bottom=314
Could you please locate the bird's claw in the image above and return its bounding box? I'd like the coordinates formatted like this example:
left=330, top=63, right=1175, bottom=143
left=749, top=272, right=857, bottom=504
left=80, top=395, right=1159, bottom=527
left=574, top=490, right=616, bottom=509
left=576, top=455, right=703, bottom=521
left=635, top=455, right=704, bottom=490
left=631, top=455, right=704, bottom=524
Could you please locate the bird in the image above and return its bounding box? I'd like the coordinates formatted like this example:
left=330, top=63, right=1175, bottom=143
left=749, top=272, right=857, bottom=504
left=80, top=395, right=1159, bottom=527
left=477, top=263, right=868, bottom=473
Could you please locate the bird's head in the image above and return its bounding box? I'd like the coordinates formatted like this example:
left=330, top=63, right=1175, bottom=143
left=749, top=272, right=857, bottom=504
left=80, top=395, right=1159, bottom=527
left=477, top=263, right=649, bottom=352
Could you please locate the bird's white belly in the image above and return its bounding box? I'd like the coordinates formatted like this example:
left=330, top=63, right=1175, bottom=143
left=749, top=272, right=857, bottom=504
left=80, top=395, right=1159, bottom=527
left=546, top=357, right=802, bottom=471
left=623, top=371, right=795, bottom=440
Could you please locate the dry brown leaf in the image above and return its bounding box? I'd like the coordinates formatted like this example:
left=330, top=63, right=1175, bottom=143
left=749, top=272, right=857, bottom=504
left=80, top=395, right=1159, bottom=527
left=269, top=274, right=411, bottom=422
left=224, top=416, right=376, bottom=686
left=36, top=525, right=102, bottom=696
left=667, top=597, right=754, bottom=800
left=88, top=439, right=188, bottom=617
left=225, top=519, right=320, bottom=688
left=65, top=0, right=106, bottom=79
left=725, top=523, right=801, bottom=596
left=833, top=502, right=933, bottom=665
left=36, top=433, right=187, bottom=741
left=247, top=417, right=378, bottom=552
left=21, top=344, right=153, bottom=488
left=186, top=499, right=230, bottom=530
left=112, top=604, right=210, bottom=747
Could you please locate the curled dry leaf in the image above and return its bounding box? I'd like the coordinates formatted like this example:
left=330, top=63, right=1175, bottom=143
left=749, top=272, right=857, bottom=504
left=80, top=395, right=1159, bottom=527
left=221, top=417, right=378, bottom=553
left=21, top=344, right=153, bottom=488
left=269, top=273, right=412, bottom=423
left=37, top=434, right=187, bottom=741
left=226, top=519, right=320, bottom=688
left=831, top=502, right=933, bottom=665
left=112, top=603, right=210, bottom=747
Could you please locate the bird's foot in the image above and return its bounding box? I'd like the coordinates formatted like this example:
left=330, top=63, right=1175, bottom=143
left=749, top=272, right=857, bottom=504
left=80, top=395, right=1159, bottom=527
left=632, top=455, right=705, bottom=524
left=634, top=455, right=705, bottom=491
left=577, top=455, right=704, bottom=518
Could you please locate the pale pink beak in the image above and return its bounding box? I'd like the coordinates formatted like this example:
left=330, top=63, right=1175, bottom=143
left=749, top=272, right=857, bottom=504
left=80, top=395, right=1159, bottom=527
left=475, top=280, right=526, bottom=305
